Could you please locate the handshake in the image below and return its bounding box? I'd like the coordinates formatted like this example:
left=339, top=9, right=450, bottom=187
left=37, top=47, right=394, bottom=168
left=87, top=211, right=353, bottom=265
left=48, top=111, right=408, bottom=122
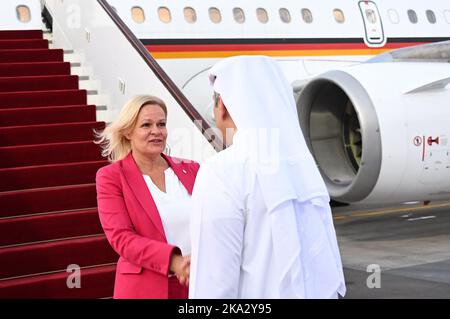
left=170, top=253, right=191, bottom=286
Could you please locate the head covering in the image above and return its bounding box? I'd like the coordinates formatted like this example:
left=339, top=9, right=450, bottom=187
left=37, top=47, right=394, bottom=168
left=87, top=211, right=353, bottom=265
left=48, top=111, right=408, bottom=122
left=209, top=56, right=345, bottom=298
left=209, top=55, right=329, bottom=207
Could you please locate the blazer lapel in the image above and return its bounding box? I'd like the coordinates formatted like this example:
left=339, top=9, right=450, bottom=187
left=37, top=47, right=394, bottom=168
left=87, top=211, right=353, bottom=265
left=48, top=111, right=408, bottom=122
left=121, top=153, right=167, bottom=241
left=163, top=154, right=195, bottom=195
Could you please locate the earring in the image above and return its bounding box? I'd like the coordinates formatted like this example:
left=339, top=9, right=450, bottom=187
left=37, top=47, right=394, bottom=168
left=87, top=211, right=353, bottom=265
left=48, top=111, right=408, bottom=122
left=163, top=143, right=171, bottom=156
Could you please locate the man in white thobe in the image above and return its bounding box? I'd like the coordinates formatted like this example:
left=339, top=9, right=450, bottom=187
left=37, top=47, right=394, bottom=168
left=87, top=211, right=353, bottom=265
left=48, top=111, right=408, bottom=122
left=189, top=56, right=346, bottom=299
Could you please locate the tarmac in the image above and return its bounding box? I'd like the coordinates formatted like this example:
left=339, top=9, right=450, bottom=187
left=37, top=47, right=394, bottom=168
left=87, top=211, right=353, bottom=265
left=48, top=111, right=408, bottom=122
left=332, top=200, right=450, bottom=299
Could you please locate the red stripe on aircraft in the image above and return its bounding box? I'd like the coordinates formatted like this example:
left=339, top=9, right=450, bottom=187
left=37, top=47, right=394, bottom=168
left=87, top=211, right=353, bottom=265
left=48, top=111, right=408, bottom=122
left=145, top=42, right=425, bottom=52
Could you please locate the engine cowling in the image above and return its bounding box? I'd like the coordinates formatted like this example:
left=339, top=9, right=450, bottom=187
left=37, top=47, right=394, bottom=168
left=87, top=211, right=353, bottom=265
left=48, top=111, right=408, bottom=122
left=296, top=62, right=450, bottom=204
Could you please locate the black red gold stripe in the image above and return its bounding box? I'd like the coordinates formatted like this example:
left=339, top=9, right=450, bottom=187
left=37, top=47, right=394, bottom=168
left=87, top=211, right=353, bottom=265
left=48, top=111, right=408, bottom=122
left=141, top=37, right=450, bottom=59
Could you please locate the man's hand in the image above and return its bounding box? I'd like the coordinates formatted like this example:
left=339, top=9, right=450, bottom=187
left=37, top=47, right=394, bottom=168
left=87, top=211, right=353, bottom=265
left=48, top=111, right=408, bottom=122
left=170, top=254, right=191, bottom=286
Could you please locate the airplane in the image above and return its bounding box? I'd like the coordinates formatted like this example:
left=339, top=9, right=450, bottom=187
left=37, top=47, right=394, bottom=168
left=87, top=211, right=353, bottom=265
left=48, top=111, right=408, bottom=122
left=1, top=0, right=450, bottom=300
left=2, top=0, right=450, bottom=206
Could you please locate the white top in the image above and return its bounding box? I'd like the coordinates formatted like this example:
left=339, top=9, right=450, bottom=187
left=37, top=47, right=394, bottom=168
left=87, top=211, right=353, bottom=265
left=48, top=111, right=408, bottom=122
left=189, top=146, right=346, bottom=299
left=143, top=167, right=192, bottom=256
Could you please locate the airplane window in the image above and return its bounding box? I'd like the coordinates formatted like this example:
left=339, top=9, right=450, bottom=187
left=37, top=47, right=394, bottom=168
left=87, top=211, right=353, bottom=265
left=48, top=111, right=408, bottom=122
left=256, top=8, right=268, bottom=24
left=333, top=9, right=345, bottom=24
left=301, top=8, right=313, bottom=23
left=158, top=7, right=171, bottom=23
left=184, top=7, right=197, bottom=24
left=387, top=9, right=400, bottom=24
left=16, top=5, right=31, bottom=23
left=445, top=10, right=450, bottom=24
left=279, top=8, right=291, bottom=24
left=233, top=8, right=245, bottom=24
left=209, top=7, right=222, bottom=24
left=426, top=10, right=437, bottom=24
left=407, top=9, right=418, bottom=24
left=131, top=6, right=145, bottom=24
left=365, top=9, right=377, bottom=24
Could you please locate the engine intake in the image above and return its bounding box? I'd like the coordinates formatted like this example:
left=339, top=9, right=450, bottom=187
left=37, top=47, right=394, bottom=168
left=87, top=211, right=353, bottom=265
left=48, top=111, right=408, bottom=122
left=296, top=71, right=382, bottom=203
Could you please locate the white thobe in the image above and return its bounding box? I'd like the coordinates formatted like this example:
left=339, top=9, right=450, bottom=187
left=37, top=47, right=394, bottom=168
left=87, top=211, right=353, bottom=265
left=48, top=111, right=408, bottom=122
left=189, top=145, right=346, bottom=299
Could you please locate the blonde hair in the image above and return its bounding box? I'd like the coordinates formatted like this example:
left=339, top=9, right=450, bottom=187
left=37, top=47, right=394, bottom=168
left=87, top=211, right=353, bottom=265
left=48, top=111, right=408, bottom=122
left=95, top=95, right=168, bottom=162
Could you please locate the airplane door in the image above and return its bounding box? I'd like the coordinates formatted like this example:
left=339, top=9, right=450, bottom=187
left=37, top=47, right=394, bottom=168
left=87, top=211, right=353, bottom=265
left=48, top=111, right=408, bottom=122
left=358, top=1, right=386, bottom=47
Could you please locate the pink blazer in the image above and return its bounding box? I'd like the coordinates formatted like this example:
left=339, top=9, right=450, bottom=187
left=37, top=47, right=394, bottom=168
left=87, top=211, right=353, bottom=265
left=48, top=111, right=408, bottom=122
left=95, top=153, right=200, bottom=299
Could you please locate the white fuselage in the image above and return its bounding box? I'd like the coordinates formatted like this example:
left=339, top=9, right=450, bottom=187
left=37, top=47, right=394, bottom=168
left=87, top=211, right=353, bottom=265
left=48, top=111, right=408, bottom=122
left=5, top=0, right=450, bottom=204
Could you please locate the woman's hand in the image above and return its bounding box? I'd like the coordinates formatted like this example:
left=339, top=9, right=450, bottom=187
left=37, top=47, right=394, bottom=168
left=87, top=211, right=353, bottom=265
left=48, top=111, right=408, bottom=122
left=170, top=254, right=191, bottom=286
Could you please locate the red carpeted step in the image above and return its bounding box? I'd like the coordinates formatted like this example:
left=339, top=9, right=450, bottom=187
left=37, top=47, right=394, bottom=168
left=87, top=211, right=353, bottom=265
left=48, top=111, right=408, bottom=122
left=0, top=236, right=118, bottom=279
left=0, top=161, right=108, bottom=192
left=0, top=89, right=87, bottom=108
left=0, top=75, right=79, bottom=92
left=0, top=141, right=103, bottom=168
left=0, top=29, right=115, bottom=298
left=0, top=62, right=71, bottom=77
left=0, top=39, right=48, bottom=50
left=0, top=105, right=96, bottom=126
left=0, top=49, right=64, bottom=63
left=0, top=30, right=43, bottom=40
left=0, top=264, right=116, bottom=299
left=0, top=184, right=98, bottom=218
left=0, top=209, right=103, bottom=246
left=0, top=121, right=104, bottom=146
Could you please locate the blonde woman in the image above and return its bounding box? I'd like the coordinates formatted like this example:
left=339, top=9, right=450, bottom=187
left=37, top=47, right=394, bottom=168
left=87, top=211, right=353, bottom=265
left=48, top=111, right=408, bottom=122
left=95, top=95, right=199, bottom=299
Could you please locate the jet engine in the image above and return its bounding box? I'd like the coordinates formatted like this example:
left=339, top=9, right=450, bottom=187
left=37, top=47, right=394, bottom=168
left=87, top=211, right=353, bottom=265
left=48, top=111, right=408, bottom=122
left=296, top=62, right=450, bottom=204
